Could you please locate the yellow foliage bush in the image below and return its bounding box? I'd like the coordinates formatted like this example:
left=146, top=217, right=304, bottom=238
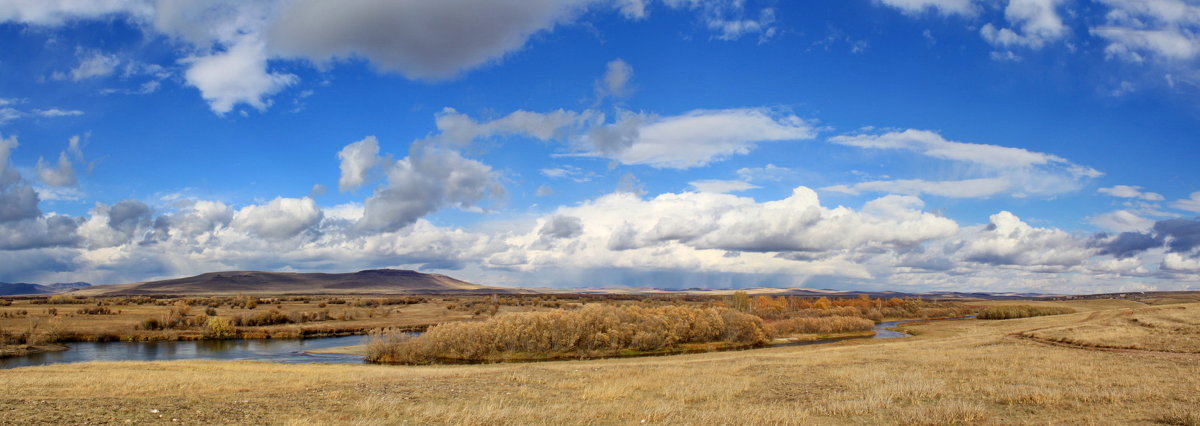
left=203, top=316, right=238, bottom=339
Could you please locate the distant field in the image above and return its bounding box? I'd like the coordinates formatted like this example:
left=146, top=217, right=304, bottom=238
left=1, top=299, right=1197, bottom=424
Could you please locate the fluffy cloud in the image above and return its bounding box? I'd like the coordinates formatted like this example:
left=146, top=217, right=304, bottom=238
left=34, top=108, right=84, bottom=117
left=665, top=0, right=778, bottom=41
left=737, top=164, right=793, bottom=182
left=1091, top=217, right=1200, bottom=263
left=1, top=1, right=779, bottom=113
left=359, top=146, right=503, bottom=232
left=0, top=135, right=41, bottom=223
left=0, top=105, right=84, bottom=124
left=161, top=200, right=234, bottom=240
left=1155, top=218, right=1200, bottom=253
left=337, top=136, right=386, bottom=192
left=76, top=200, right=153, bottom=248
left=0, top=1, right=151, bottom=26
left=1090, top=209, right=1155, bottom=232
left=487, top=187, right=958, bottom=284
left=539, top=214, right=584, bottom=240
left=597, top=58, right=634, bottom=100
left=826, top=129, right=1100, bottom=198
left=231, top=197, right=322, bottom=240
left=183, top=37, right=298, bottom=114
left=0, top=215, right=80, bottom=250
left=1091, top=0, right=1200, bottom=61
left=1172, top=192, right=1200, bottom=213
left=1161, top=252, right=1200, bottom=272
left=267, top=0, right=589, bottom=79
left=958, top=211, right=1093, bottom=267
left=980, top=0, right=1068, bottom=50
left=57, top=51, right=120, bottom=81
left=878, top=0, right=977, bottom=16
left=430, top=106, right=814, bottom=169
left=36, top=151, right=76, bottom=187
left=0, top=138, right=81, bottom=250
left=1098, top=184, right=1164, bottom=201
left=35, top=135, right=90, bottom=188
left=832, top=128, right=1062, bottom=168
left=431, top=108, right=587, bottom=146
left=689, top=179, right=759, bottom=193
left=598, top=109, right=815, bottom=168
left=825, top=177, right=1011, bottom=198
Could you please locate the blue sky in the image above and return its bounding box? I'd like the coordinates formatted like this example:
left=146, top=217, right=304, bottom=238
left=1, top=0, right=1199, bottom=293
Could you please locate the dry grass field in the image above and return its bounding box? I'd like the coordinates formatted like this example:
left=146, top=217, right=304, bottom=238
left=1021, top=304, right=1200, bottom=353
left=2, top=299, right=1198, bottom=425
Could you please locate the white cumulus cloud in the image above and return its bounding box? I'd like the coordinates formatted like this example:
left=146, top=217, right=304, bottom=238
left=337, top=136, right=386, bottom=192
left=183, top=37, right=298, bottom=114
left=232, top=197, right=323, bottom=240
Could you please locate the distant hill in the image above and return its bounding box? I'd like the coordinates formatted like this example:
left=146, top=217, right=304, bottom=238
left=68, top=269, right=492, bottom=296
left=0, top=282, right=91, bottom=296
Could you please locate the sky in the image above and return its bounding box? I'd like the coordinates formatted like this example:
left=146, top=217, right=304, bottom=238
left=0, top=0, right=1199, bottom=293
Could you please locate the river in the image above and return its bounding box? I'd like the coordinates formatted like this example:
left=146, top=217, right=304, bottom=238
left=1, top=319, right=931, bottom=369
left=0, top=334, right=367, bottom=369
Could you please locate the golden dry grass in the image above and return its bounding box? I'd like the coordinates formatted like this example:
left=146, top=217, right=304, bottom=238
left=1, top=299, right=1197, bottom=424
left=1021, top=304, right=1200, bottom=353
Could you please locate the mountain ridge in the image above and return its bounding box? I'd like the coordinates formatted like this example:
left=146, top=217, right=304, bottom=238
left=0, top=282, right=91, bottom=296
left=67, top=269, right=492, bottom=296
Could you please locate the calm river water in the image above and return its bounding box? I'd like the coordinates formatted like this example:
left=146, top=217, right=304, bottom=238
left=0, top=334, right=367, bottom=369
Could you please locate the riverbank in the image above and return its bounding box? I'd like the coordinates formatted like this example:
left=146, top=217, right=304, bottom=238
left=2, top=299, right=1195, bottom=424
left=0, top=343, right=67, bottom=358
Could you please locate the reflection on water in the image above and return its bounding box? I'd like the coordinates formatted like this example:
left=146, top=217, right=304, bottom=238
left=1, top=334, right=368, bottom=369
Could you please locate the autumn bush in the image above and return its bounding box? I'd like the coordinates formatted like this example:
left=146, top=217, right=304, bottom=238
left=203, top=316, right=238, bottom=339
left=76, top=306, right=115, bottom=315
left=768, top=315, right=875, bottom=336
left=234, top=309, right=291, bottom=326
left=366, top=304, right=769, bottom=364
left=977, top=305, right=1076, bottom=320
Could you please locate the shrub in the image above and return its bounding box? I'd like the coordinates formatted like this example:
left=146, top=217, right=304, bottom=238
left=366, top=304, right=769, bottom=365
left=76, top=306, right=115, bottom=315
left=0, top=299, right=11, bottom=306
left=768, top=316, right=875, bottom=336
left=42, top=295, right=88, bottom=304
left=977, top=305, right=1076, bottom=320
left=24, top=317, right=62, bottom=346
left=235, top=309, right=292, bottom=327
left=140, top=318, right=163, bottom=330
left=205, top=307, right=218, bottom=316
left=231, top=294, right=258, bottom=310
left=203, top=317, right=238, bottom=339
